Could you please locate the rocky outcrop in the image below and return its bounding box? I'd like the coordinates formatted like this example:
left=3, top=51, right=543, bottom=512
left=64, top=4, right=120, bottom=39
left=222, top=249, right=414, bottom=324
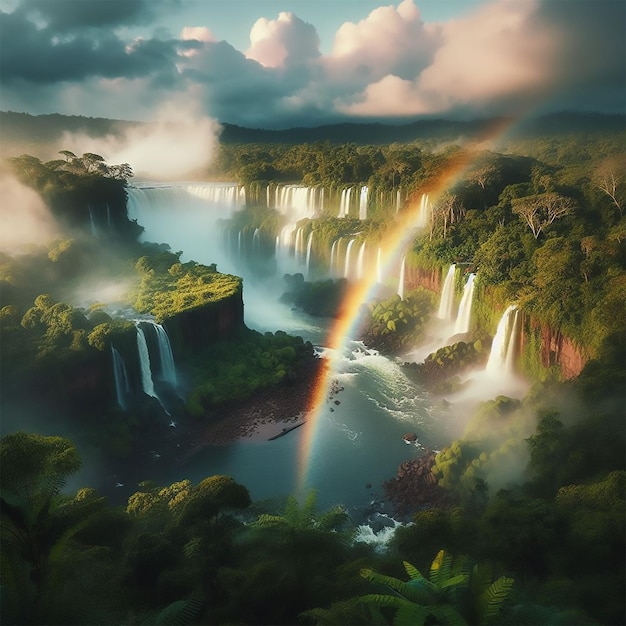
left=383, top=450, right=458, bottom=518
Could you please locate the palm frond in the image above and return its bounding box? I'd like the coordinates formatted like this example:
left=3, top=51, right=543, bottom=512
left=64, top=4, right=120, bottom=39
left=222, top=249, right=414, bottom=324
left=429, top=603, right=469, bottom=625
left=477, top=576, right=514, bottom=624
left=361, top=568, right=434, bottom=604
left=430, top=549, right=453, bottom=587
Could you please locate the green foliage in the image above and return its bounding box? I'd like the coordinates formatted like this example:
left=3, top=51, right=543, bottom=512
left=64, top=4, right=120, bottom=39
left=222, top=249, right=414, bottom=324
left=360, top=288, right=436, bottom=354
left=133, top=251, right=241, bottom=322
left=187, top=327, right=315, bottom=413
left=354, top=551, right=514, bottom=626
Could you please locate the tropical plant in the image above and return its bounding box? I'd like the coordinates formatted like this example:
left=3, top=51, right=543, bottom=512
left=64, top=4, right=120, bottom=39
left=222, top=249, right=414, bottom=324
left=355, top=550, right=514, bottom=626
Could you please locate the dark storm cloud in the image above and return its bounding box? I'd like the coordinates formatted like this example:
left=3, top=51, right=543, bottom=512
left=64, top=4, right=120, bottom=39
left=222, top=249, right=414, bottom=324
left=19, top=0, right=174, bottom=32
left=0, top=8, right=185, bottom=84
left=536, top=0, right=626, bottom=111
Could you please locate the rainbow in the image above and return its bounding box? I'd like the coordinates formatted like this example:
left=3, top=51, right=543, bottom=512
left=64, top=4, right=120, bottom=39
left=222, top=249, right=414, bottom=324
left=295, top=116, right=519, bottom=494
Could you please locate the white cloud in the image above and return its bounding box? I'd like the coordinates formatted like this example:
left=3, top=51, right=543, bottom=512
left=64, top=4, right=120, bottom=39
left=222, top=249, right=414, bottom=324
left=245, top=11, right=320, bottom=69
left=338, top=0, right=558, bottom=118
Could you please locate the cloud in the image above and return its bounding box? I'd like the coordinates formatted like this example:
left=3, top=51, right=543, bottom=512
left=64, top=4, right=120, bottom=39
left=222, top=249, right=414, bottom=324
left=58, top=100, right=223, bottom=179
left=0, top=173, right=59, bottom=253
left=0, top=0, right=623, bottom=128
left=18, top=0, right=173, bottom=32
left=339, top=0, right=558, bottom=118
left=245, top=12, right=320, bottom=69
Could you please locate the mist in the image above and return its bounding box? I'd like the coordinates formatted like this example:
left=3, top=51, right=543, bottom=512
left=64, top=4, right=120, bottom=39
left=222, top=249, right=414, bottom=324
left=0, top=173, right=60, bottom=254
left=59, top=101, right=222, bottom=180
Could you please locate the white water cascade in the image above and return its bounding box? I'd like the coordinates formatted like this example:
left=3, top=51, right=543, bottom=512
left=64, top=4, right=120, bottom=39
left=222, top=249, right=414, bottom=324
left=453, top=273, right=476, bottom=335
left=273, top=185, right=322, bottom=220
left=397, top=255, right=406, bottom=300
left=417, top=194, right=430, bottom=229
left=356, top=242, right=366, bottom=279
left=305, top=232, right=314, bottom=277
left=152, top=322, right=177, bottom=387
left=329, top=239, right=339, bottom=276
left=111, top=346, right=130, bottom=410
left=437, top=264, right=457, bottom=320
left=359, top=186, right=368, bottom=220
left=485, top=305, right=521, bottom=376
left=344, top=238, right=357, bottom=278
left=339, top=187, right=353, bottom=218
left=136, top=325, right=157, bottom=398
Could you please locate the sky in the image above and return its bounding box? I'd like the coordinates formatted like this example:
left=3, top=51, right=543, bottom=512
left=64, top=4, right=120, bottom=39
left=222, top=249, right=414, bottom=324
left=0, top=0, right=624, bottom=129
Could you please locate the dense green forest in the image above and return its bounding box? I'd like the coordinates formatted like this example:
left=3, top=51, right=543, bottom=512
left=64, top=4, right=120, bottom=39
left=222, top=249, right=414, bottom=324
left=1, top=114, right=625, bottom=624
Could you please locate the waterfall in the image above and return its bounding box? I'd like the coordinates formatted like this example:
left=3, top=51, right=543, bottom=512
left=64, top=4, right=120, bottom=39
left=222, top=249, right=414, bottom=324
left=152, top=323, right=177, bottom=387
left=485, top=305, right=521, bottom=376
left=344, top=238, right=357, bottom=278
left=396, top=189, right=401, bottom=215
left=359, top=186, right=368, bottom=220
left=305, top=231, right=314, bottom=277
left=453, top=273, right=476, bottom=335
left=136, top=325, right=157, bottom=398
left=417, top=193, right=430, bottom=228
left=295, top=227, right=305, bottom=264
left=339, top=187, right=353, bottom=218
left=397, top=255, right=406, bottom=300
left=88, top=204, right=97, bottom=236
left=356, top=242, right=366, bottom=279
left=273, top=185, right=322, bottom=220
left=111, top=346, right=130, bottom=410
left=376, top=247, right=382, bottom=284
left=329, top=239, right=339, bottom=276
left=253, top=228, right=260, bottom=253
left=437, top=264, right=457, bottom=320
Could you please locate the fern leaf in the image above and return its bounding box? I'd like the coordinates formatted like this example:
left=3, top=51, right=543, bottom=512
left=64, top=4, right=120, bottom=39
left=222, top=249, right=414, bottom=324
left=430, top=549, right=453, bottom=587
left=299, top=607, right=331, bottom=625
left=429, top=603, right=469, bottom=625
left=359, top=593, right=413, bottom=610
left=403, top=560, right=424, bottom=581
left=478, top=576, right=514, bottom=624
left=439, top=574, right=469, bottom=590
left=153, top=588, right=204, bottom=625
left=392, top=602, right=430, bottom=626
left=361, top=568, right=434, bottom=604
left=470, top=563, right=493, bottom=598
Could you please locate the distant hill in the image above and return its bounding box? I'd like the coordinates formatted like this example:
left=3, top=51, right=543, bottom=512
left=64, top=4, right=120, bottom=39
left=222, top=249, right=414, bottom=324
left=1, top=110, right=623, bottom=160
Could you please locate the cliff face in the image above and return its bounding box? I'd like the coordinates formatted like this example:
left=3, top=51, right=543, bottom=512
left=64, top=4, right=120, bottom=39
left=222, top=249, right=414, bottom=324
left=405, top=262, right=587, bottom=380
left=164, top=290, right=245, bottom=359
left=538, top=323, right=587, bottom=379
left=405, top=265, right=441, bottom=293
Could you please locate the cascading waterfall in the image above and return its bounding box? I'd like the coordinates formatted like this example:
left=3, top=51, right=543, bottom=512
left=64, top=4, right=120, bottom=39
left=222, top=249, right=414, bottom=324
left=359, top=186, right=368, bottom=220
left=329, top=239, right=339, bottom=276
left=485, top=305, right=521, bottom=376
left=136, top=325, right=157, bottom=398
left=152, top=322, right=177, bottom=387
left=294, top=227, right=305, bottom=264
left=417, top=193, right=430, bottom=228
left=376, top=247, right=382, bottom=284
left=339, top=187, right=353, bottom=218
left=253, top=228, right=260, bottom=253
left=88, top=204, right=97, bottom=236
left=453, top=273, right=476, bottom=335
left=273, top=185, right=322, bottom=219
left=305, top=232, right=314, bottom=277
left=397, top=255, right=406, bottom=300
left=396, top=189, right=401, bottom=215
left=356, top=241, right=366, bottom=279
left=111, top=345, right=130, bottom=410
left=344, top=238, right=357, bottom=278
left=437, top=264, right=457, bottom=320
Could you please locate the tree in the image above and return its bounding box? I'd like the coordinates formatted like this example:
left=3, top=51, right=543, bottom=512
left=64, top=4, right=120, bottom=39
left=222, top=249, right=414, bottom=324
left=512, top=193, right=575, bottom=239
left=594, top=155, right=626, bottom=216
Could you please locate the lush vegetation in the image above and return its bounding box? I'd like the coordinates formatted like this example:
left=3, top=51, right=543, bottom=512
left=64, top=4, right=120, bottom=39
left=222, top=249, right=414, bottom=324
left=2, top=113, right=625, bottom=624
left=186, top=328, right=316, bottom=417
left=133, top=249, right=241, bottom=322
